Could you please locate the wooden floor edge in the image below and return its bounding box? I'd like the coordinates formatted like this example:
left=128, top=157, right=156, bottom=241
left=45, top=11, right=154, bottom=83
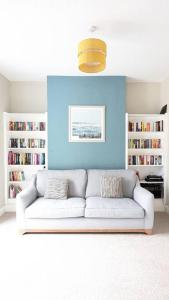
left=18, top=228, right=153, bottom=235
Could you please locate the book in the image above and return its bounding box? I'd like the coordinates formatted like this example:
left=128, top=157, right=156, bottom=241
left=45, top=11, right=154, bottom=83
left=9, top=121, right=46, bottom=131
left=128, top=120, right=163, bottom=132
left=128, top=155, right=162, bottom=165
left=9, top=138, right=45, bottom=148
left=9, top=171, right=25, bottom=181
left=9, top=184, right=22, bottom=198
left=128, top=139, right=161, bottom=149
left=8, top=151, right=45, bottom=165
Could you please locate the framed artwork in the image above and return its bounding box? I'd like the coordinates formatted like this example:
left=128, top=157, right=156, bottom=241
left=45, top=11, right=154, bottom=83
left=69, top=105, right=105, bottom=142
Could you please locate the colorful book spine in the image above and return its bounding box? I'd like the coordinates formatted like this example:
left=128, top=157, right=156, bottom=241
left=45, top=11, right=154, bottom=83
left=128, top=155, right=162, bottom=165
left=9, top=138, right=46, bottom=148
left=9, top=171, right=25, bottom=181
left=128, top=120, right=163, bottom=132
left=128, top=139, right=161, bottom=149
left=9, top=184, right=22, bottom=198
left=8, top=151, right=45, bottom=165
left=9, top=121, right=46, bottom=131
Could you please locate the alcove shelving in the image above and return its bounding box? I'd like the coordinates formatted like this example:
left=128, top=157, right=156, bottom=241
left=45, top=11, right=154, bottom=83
left=125, top=113, right=168, bottom=210
left=4, top=112, right=48, bottom=211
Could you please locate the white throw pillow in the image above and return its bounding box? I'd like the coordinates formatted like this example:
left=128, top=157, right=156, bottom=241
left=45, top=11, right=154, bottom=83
left=44, top=178, right=68, bottom=199
left=101, top=176, right=123, bottom=198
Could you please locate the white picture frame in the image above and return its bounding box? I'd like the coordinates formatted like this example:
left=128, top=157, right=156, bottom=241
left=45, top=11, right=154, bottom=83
left=69, top=105, right=105, bottom=142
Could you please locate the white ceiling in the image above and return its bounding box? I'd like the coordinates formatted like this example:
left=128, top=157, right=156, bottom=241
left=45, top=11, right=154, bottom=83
left=0, top=0, right=169, bottom=81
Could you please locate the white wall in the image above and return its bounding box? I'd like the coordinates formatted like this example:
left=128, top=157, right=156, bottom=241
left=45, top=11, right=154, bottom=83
left=160, top=78, right=169, bottom=206
left=9, top=81, right=47, bottom=113
left=160, top=77, right=169, bottom=106
left=9, top=80, right=161, bottom=114
left=0, top=74, right=9, bottom=211
left=126, top=82, right=161, bottom=113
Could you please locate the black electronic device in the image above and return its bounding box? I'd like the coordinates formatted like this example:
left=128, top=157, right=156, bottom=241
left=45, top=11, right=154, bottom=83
left=145, top=175, right=163, bottom=182
left=160, top=104, right=167, bottom=114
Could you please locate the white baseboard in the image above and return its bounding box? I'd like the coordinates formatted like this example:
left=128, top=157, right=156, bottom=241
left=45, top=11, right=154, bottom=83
left=154, top=198, right=165, bottom=212
left=165, top=205, right=169, bottom=214
left=0, top=206, right=5, bottom=216
left=5, top=203, right=16, bottom=212
left=0, top=204, right=15, bottom=216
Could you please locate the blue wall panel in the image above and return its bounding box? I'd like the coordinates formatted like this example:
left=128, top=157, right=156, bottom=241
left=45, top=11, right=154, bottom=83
left=48, top=76, right=126, bottom=169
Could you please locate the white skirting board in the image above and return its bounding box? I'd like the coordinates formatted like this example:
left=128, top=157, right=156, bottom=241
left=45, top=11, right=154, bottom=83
left=0, top=204, right=15, bottom=215
left=154, top=198, right=165, bottom=212
left=0, top=206, right=5, bottom=216
left=5, top=203, right=16, bottom=213
left=165, top=205, right=169, bottom=214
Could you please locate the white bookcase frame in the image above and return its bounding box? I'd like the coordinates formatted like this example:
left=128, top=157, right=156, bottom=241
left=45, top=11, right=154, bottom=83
left=125, top=113, right=168, bottom=209
left=4, top=112, right=48, bottom=212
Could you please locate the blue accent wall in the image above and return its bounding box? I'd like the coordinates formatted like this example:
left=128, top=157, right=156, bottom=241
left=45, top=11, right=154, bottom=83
left=48, top=76, right=126, bottom=169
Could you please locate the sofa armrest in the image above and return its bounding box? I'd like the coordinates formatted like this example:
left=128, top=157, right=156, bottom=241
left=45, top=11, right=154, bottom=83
left=16, top=182, right=38, bottom=229
left=134, top=185, right=154, bottom=229
left=17, top=184, right=37, bottom=209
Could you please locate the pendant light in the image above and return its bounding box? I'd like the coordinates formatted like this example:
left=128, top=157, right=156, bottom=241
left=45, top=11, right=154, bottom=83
left=78, top=26, right=107, bottom=73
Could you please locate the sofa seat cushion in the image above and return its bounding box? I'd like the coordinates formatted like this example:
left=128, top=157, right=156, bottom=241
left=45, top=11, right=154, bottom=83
left=85, top=197, right=144, bottom=219
left=25, top=197, right=85, bottom=219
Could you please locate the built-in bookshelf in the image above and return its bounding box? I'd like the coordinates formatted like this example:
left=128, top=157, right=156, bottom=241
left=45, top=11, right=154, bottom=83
left=126, top=113, right=168, bottom=209
left=4, top=113, right=48, bottom=211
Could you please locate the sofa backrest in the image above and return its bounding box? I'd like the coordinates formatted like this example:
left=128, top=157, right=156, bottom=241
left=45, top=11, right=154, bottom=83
left=36, top=169, right=87, bottom=198
left=86, top=169, right=136, bottom=198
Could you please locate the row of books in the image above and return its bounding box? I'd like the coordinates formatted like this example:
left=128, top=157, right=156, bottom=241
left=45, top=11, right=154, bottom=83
left=9, top=138, right=46, bottom=148
left=9, top=184, right=22, bottom=199
left=8, top=151, right=45, bottom=165
left=9, top=171, right=25, bottom=182
left=9, top=121, right=46, bottom=131
left=128, top=121, right=163, bottom=132
left=128, top=155, right=162, bottom=166
left=128, top=139, right=161, bottom=149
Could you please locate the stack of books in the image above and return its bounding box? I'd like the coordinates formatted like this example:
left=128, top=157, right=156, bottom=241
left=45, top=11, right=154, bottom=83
left=9, top=184, right=22, bottom=198
left=9, top=171, right=25, bottom=181
left=128, top=139, right=161, bottom=149
left=9, top=138, right=46, bottom=148
left=8, top=151, right=45, bottom=165
left=128, top=155, right=162, bottom=165
left=9, top=121, right=46, bottom=131
left=128, top=120, right=163, bottom=132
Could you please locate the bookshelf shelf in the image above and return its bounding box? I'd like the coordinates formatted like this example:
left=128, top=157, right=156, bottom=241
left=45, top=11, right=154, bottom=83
left=128, top=164, right=164, bottom=167
left=4, top=112, right=48, bottom=211
left=128, top=132, right=164, bottom=137
left=9, top=181, right=26, bottom=183
left=126, top=113, right=168, bottom=206
left=9, top=130, right=46, bottom=133
left=139, top=180, right=164, bottom=184
left=8, top=148, right=45, bottom=152
left=128, top=149, right=162, bottom=151
left=8, top=164, right=46, bottom=166
left=8, top=164, right=45, bottom=166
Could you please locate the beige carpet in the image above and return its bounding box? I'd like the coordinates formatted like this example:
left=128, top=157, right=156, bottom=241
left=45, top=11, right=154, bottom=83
left=0, top=212, right=169, bottom=300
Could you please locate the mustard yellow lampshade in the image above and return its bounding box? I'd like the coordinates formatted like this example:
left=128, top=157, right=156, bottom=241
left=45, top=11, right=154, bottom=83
left=78, top=38, right=107, bottom=73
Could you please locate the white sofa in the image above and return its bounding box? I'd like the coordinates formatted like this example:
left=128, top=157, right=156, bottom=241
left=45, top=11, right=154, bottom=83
left=16, top=169, right=154, bottom=234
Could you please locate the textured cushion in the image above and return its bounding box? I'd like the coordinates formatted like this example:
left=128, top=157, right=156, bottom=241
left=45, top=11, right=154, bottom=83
left=44, top=178, right=68, bottom=199
left=101, top=176, right=123, bottom=198
left=25, top=197, right=85, bottom=219
left=85, top=197, right=144, bottom=219
left=36, top=169, right=87, bottom=198
left=86, top=169, right=136, bottom=198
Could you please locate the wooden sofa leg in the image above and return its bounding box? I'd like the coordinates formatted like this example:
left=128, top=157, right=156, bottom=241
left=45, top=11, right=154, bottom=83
left=145, top=229, right=153, bottom=235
